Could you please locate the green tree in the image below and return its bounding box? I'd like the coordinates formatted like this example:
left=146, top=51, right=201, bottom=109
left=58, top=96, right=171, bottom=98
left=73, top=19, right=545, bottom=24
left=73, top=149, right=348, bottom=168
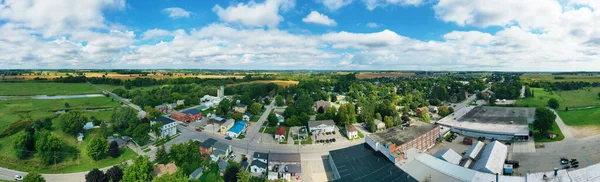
left=489, top=95, right=496, bottom=106
left=35, top=131, right=63, bottom=164
left=368, top=122, right=377, bottom=133
left=240, top=92, right=252, bottom=106
left=151, top=122, right=163, bottom=138
left=383, top=116, right=394, bottom=128
left=155, top=145, right=170, bottom=164
left=169, top=140, right=202, bottom=175
left=23, top=171, right=45, bottom=182
left=86, top=168, right=107, bottom=182
left=131, top=123, right=151, bottom=145
left=237, top=169, right=251, bottom=182
left=122, top=156, right=153, bottom=182
left=267, top=112, right=279, bottom=126
left=224, top=165, right=240, bottom=182
left=375, top=113, right=382, bottom=121
left=275, top=96, right=285, bottom=106
left=111, top=107, right=138, bottom=132
left=548, top=98, right=560, bottom=109
left=233, top=112, right=243, bottom=121
left=109, top=140, right=121, bottom=158
left=598, top=92, right=600, bottom=98
left=59, top=111, right=88, bottom=135
left=87, top=136, right=109, bottom=161
left=152, top=170, right=188, bottom=182
left=335, top=103, right=357, bottom=125
left=421, top=112, right=431, bottom=123
left=144, top=106, right=163, bottom=121
left=438, top=106, right=453, bottom=117
left=106, top=166, right=123, bottom=182
left=533, top=107, right=557, bottom=137
left=249, top=102, right=262, bottom=115
left=64, top=102, right=70, bottom=108
left=13, top=131, right=34, bottom=158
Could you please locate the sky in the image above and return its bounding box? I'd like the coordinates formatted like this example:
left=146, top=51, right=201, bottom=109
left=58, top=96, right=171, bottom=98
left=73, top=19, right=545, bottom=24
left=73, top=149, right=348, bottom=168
left=1, top=0, right=600, bottom=71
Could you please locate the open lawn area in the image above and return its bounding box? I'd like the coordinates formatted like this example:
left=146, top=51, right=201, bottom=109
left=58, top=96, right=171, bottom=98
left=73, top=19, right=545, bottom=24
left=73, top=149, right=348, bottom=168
left=516, top=88, right=563, bottom=108
left=521, top=74, right=600, bottom=83
left=0, top=97, right=120, bottom=131
left=557, top=108, right=600, bottom=126
left=530, top=123, right=564, bottom=143
left=555, top=87, right=600, bottom=109
left=0, top=82, right=100, bottom=96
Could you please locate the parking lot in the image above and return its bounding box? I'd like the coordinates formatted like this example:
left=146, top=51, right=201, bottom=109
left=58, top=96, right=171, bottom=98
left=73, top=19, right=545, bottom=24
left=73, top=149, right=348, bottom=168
left=428, top=134, right=472, bottom=156
left=302, top=157, right=334, bottom=182
left=311, top=127, right=347, bottom=145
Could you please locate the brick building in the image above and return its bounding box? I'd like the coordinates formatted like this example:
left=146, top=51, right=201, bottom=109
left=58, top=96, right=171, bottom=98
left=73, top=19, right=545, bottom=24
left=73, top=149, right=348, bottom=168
left=366, top=122, right=440, bottom=163
left=171, top=109, right=202, bottom=122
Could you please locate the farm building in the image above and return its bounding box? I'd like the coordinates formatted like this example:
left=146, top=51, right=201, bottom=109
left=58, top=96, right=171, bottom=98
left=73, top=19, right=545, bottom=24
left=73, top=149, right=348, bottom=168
left=171, top=109, right=202, bottom=122
left=366, top=121, right=440, bottom=163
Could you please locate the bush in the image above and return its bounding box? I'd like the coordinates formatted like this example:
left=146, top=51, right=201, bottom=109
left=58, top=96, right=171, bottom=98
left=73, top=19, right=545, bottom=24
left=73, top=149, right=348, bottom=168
left=0, top=119, right=34, bottom=138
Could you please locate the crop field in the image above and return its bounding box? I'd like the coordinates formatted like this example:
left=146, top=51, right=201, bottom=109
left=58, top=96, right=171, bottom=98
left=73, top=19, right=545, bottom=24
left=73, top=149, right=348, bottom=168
left=355, top=72, right=416, bottom=79
left=0, top=82, right=100, bottom=96
left=521, top=74, right=600, bottom=82
left=95, top=84, right=162, bottom=92
left=2, top=72, right=244, bottom=80
left=227, top=80, right=300, bottom=87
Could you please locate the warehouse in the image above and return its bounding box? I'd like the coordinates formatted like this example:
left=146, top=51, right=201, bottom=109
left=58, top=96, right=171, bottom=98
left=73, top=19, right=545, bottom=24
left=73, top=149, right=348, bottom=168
left=437, top=106, right=534, bottom=141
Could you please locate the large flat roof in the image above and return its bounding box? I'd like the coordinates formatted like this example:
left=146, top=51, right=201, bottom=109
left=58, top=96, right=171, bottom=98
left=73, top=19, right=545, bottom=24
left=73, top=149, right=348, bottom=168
left=368, top=121, right=437, bottom=145
left=437, top=106, right=530, bottom=136
left=459, top=106, right=535, bottom=125
left=329, top=144, right=417, bottom=182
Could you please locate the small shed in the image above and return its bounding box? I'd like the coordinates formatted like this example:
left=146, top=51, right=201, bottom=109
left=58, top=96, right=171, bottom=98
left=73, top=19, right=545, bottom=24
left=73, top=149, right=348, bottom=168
left=189, top=167, right=203, bottom=180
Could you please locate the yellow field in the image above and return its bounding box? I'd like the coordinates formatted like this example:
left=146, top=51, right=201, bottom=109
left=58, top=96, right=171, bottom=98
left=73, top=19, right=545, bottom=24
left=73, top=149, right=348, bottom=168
left=227, top=80, right=300, bottom=87
left=2, top=72, right=244, bottom=80
left=521, top=74, right=600, bottom=82
left=356, top=72, right=416, bottom=79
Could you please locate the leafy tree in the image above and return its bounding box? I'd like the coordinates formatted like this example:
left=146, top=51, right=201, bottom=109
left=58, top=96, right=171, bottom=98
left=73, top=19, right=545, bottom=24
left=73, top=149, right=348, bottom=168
left=401, top=114, right=410, bottom=123
left=233, top=112, right=243, bottom=121
left=249, top=102, right=262, bottom=115
left=402, top=104, right=410, bottom=114
left=275, top=96, right=285, bottom=106
left=368, top=122, right=377, bottom=133
left=237, top=169, right=251, bottom=182
left=155, top=145, right=170, bottom=164
left=335, top=103, right=356, bottom=125
left=144, top=106, right=163, bottom=121
left=283, top=106, right=297, bottom=119
left=267, top=113, right=279, bottom=127
left=64, top=102, right=70, bottom=108
left=151, top=122, right=163, bottom=138
left=14, top=131, right=34, bottom=158
left=598, top=92, right=600, bottom=98
left=131, top=123, right=151, bottom=145
left=169, top=140, right=202, bottom=175
left=122, top=156, right=153, bottom=182
left=35, top=131, right=63, bottom=164
left=533, top=107, right=557, bottom=137
left=438, top=106, right=452, bottom=117
left=109, top=141, right=121, bottom=158
left=59, top=111, right=88, bottom=135
left=106, top=166, right=124, bottom=182
left=152, top=170, right=188, bottom=182
left=548, top=98, right=559, bottom=109
left=383, top=116, right=394, bottom=128
left=224, top=165, right=240, bottom=182
left=111, top=107, right=138, bottom=132
left=489, top=95, right=496, bottom=106
left=23, top=171, right=45, bottom=182
left=421, top=112, right=431, bottom=123
left=87, top=136, right=109, bottom=161
left=86, top=168, right=107, bottom=182
left=240, top=92, right=253, bottom=106
left=375, top=113, right=382, bottom=121
left=317, top=106, right=325, bottom=114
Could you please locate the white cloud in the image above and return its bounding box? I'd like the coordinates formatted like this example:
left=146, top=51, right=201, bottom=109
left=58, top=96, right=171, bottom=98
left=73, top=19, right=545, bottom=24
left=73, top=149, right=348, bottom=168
left=162, top=7, right=191, bottom=18
left=366, top=22, right=379, bottom=28
left=322, top=29, right=407, bottom=49
left=362, top=0, right=424, bottom=10
left=212, top=0, right=295, bottom=28
left=317, top=0, right=353, bottom=10
left=142, top=29, right=174, bottom=40
left=302, top=11, right=337, bottom=26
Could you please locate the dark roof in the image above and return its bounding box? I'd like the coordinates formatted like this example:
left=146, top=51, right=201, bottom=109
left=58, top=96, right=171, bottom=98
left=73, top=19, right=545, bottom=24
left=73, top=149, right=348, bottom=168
left=107, top=136, right=128, bottom=146
left=189, top=167, right=203, bottom=179
left=251, top=160, right=267, bottom=169
left=182, top=109, right=201, bottom=115
left=153, top=116, right=175, bottom=125
left=200, top=138, right=217, bottom=149
left=253, top=152, right=268, bottom=160
left=458, top=106, right=535, bottom=125
left=240, top=161, right=249, bottom=170
left=268, top=153, right=301, bottom=163
left=368, top=122, right=437, bottom=145
left=234, top=104, right=247, bottom=108
left=329, top=144, right=417, bottom=182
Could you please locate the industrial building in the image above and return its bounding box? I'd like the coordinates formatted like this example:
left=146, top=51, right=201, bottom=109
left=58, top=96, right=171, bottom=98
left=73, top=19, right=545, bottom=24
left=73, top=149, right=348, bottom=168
left=366, top=121, right=440, bottom=163
left=437, top=106, right=535, bottom=141
left=433, top=148, right=462, bottom=165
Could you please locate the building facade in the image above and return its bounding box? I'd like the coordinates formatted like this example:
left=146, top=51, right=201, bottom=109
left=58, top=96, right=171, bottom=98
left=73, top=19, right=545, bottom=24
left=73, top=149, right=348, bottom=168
left=308, top=120, right=335, bottom=134
left=151, top=116, right=177, bottom=138
left=366, top=124, right=440, bottom=163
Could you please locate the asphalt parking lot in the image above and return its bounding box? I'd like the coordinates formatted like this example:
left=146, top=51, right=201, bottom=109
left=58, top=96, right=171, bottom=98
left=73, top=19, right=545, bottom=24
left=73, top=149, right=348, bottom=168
left=311, top=127, right=346, bottom=145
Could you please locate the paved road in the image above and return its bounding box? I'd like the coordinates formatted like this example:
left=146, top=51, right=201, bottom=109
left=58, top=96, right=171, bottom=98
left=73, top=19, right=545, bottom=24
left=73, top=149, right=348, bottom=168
left=550, top=108, right=574, bottom=140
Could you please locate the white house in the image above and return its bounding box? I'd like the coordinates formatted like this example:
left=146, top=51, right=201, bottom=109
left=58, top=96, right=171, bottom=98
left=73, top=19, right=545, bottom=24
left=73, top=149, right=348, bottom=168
left=308, top=120, right=335, bottom=134
left=243, top=113, right=251, bottom=122
left=211, top=142, right=232, bottom=162
left=275, top=127, right=286, bottom=142
left=250, top=152, right=269, bottom=175
left=346, top=125, right=358, bottom=139
left=151, top=116, right=177, bottom=138
left=275, top=113, right=285, bottom=123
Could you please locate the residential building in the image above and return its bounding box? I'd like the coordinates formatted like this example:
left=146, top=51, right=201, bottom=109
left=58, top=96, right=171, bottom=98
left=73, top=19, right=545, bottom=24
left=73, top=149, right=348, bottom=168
left=328, top=144, right=417, bottom=181
left=428, top=106, right=438, bottom=113
left=275, top=113, right=285, bottom=123
left=243, top=113, right=252, bottom=122
left=83, top=122, right=94, bottom=130
left=366, top=122, right=440, bottom=163
left=275, top=127, right=286, bottom=142
left=267, top=153, right=302, bottom=181
left=218, top=161, right=229, bottom=174
left=308, top=120, right=335, bottom=134
left=220, top=119, right=235, bottom=135
left=151, top=116, right=177, bottom=138
left=189, top=167, right=203, bottom=180
left=251, top=152, right=269, bottom=176
left=155, top=104, right=167, bottom=113
left=314, top=100, right=330, bottom=112
left=137, top=110, right=147, bottom=119
left=171, top=109, right=202, bottom=122
left=200, top=138, right=217, bottom=156
left=176, top=99, right=185, bottom=106
left=433, top=148, right=462, bottom=165
left=227, top=121, right=246, bottom=138
left=416, top=107, right=429, bottom=117
left=153, top=163, right=177, bottom=177
left=107, top=136, right=130, bottom=148
left=240, top=161, right=249, bottom=171
left=77, top=133, right=84, bottom=142
left=346, top=125, right=358, bottom=139
left=374, top=119, right=386, bottom=130
left=482, top=90, right=494, bottom=98
left=211, top=142, right=232, bottom=162
left=233, top=104, right=247, bottom=113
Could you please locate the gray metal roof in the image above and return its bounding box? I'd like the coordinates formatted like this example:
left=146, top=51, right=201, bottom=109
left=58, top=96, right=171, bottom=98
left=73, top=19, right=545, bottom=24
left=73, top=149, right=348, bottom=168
left=214, top=141, right=229, bottom=151
left=250, top=160, right=267, bottom=169
left=472, top=141, right=508, bottom=174
left=463, top=141, right=485, bottom=160
left=433, top=148, right=462, bottom=165
left=268, top=153, right=301, bottom=163
left=189, top=167, right=203, bottom=179
left=308, top=120, right=335, bottom=128
left=253, top=152, right=268, bottom=160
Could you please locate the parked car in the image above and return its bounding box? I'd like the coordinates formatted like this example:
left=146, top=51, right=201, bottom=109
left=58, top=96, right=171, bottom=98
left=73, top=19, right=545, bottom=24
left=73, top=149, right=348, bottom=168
left=563, top=165, right=571, bottom=169
left=15, top=175, right=23, bottom=181
left=229, top=154, right=236, bottom=161
left=560, top=158, right=569, bottom=165
left=573, top=164, right=579, bottom=168
left=225, top=136, right=232, bottom=140
left=505, top=142, right=512, bottom=146
left=195, top=128, right=202, bottom=132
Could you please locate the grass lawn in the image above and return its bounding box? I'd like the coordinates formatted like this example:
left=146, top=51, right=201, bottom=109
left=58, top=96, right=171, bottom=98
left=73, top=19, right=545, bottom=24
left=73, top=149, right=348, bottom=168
left=0, top=82, right=100, bottom=96
left=357, top=130, right=365, bottom=138
left=516, top=88, right=563, bottom=108
left=521, top=74, right=600, bottom=83
left=530, top=123, right=565, bottom=143
left=199, top=163, right=224, bottom=182
left=85, top=110, right=114, bottom=122
left=557, top=107, right=600, bottom=126
left=0, top=97, right=120, bottom=131
left=555, top=87, right=600, bottom=109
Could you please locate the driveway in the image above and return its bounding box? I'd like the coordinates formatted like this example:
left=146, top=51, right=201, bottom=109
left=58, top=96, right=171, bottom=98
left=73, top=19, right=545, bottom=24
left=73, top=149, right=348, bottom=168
left=551, top=108, right=574, bottom=140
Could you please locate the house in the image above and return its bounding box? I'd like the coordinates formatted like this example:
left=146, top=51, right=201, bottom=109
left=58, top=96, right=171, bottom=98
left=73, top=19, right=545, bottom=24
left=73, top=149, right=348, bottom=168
left=308, top=120, right=336, bottom=134
left=275, top=113, right=285, bottom=123
left=151, top=116, right=177, bottom=138
left=482, top=90, right=494, bottom=98
left=374, top=119, right=386, bottom=130
left=218, top=161, right=229, bottom=174
left=346, top=125, right=358, bottom=139
left=227, top=121, right=246, bottom=138
left=428, top=106, right=438, bottom=113
left=251, top=152, right=269, bottom=175
left=220, top=119, right=235, bottom=135
left=200, top=138, right=217, bottom=156
left=176, top=99, right=185, bottom=106
left=167, top=103, right=177, bottom=111
left=211, top=116, right=226, bottom=124
left=211, top=142, right=231, bottom=162
left=243, top=113, right=252, bottom=122
left=275, top=127, right=286, bottom=142
left=233, top=104, right=248, bottom=113
left=153, top=163, right=177, bottom=177
left=55, top=110, right=66, bottom=115
left=336, top=95, right=345, bottom=103
left=171, top=109, right=202, bottom=122
left=155, top=104, right=167, bottom=113
left=267, top=153, right=302, bottom=181
left=189, top=167, right=203, bottom=180
left=137, top=110, right=147, bottom=119
left=314, top=100, right=330, bottom=112
left=77, top=133, right=84, bottom=142
left=83, top=122, right=94, bottom=130
left=107, top=136, right=130, bottom=148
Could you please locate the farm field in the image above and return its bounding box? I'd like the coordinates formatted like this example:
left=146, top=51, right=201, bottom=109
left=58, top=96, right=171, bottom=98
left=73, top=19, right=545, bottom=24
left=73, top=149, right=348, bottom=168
left=521, top=74, right=600, bottom=82
left=95, top=84, right=163, bottom=92
left=517, top=87, right=600, bottom=109
left=355, top=72, right=416, bottom=79
left=227, top=80, right=300, bottom=87
left=0, top=97, right=120, bottom=131
left=3, top=72, right=244, bottom=80
left=0, top=82, right=100, bottom=96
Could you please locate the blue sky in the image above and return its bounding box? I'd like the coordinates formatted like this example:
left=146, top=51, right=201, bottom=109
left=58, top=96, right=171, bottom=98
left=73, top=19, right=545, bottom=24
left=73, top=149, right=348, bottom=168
left=1, top=0, right=600, bottom=71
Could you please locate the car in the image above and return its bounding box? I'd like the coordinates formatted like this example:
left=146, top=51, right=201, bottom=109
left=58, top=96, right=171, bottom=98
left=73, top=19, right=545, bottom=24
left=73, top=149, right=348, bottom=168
left=573, top=164, right=579, bottom=168
left=333, top=138, right=336, bottom=142
left=332, top=131, right=336, bottom=135
left=563, top=165, right=571, bottom=169
left=571, top=158, right=578, bottom=162
left=15, top=175, right=23, bottom=181
left=571, top=161, right=579, bottom=165
left=195, top=128, right=202, bottom=132
left=229, top=154, right=236, bottom=161
left=225, top=136, right=232, bottom=140
left=560, top=158, right=569, bottom=165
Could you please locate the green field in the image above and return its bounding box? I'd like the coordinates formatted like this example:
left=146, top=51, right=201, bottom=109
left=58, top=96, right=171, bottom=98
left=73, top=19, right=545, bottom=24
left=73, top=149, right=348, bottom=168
left=0, top=82, right=100, bottom=96
left=517, top=87, right=600, bottom=109
left=530, top=123, right=565, bottom=143
left=0, top=97, right=120, bottom=131
left=557, top=108, right=600, bottom=126
left=95, top=84, right=162, bottom=92
left=521, top=74, right=600, bottom=83
left=516, top=88, right=563, bottom=108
